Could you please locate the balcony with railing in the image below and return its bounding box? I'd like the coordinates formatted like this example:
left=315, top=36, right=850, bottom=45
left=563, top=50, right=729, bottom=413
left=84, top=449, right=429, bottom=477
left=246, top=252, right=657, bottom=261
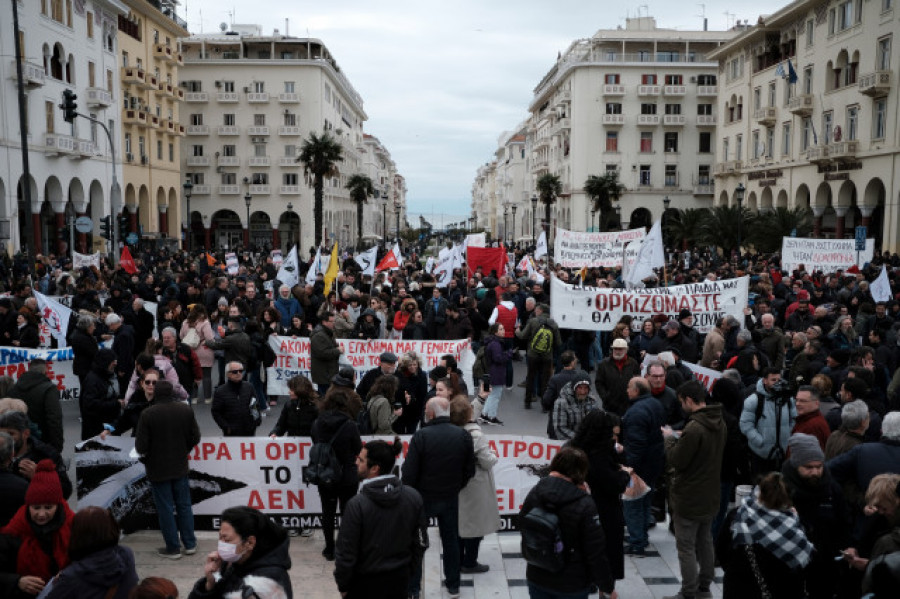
left=10, top=59, right=46, bottom=87
left=663, top=85, right=686, bottom=96
left=602, top=114, right=625, bottom=126
left=85, top=87, right=113, bottom=108
left=637, top=114, right=660, bottom=126
left=165, top=119, right=176, bottom=134
left=806, top=146, right=830, bottom=164
left=754, top=106, right=777, bottom=126
left=829, top=140, right=858, bottom=159
left=147, top=74, right=160, bottom=92
left=247, top=92, right=270, bottom=103
left=663, top=114, right=686, bottom=126
left=696, top=85, right=717, bottom=96
left=550, top=117, right=571, bottom=136
left=218, top=125, right=240, bottom=135
left=123, top=109, right=150, bottom=127
left=248, top=156, right=270, bottom=167
left=279, top=92, right=300, bottom=103
left=696, top=114, right=716, bottom=126
left=45, top=134, right=74, bottom=156
left=858, top=71, right=891, bottom=97
left=121, top=67, right=146, bottom=87
left=788, top=94, right=814, bottom=116
left=278, top=126, right=301, bottom=136
left=602, top=84, right=626, bottom=96
left=693, top=182, right=714, bottom=195
left=219, top=185, right=240, bottom=195
left=184, top=91, right=208, bottom=102
left=190, top=185, right=211, bottom=195
left=216, top=92, right=239, bottom=102
left=74, top=139, right=96, bottom=158
left=186, top=124, right=209, bottom=135
left=247, top=126, right=270, bottom=136
left=713, top=161, right=742, bottom=176
left=217, top=156, right=240, bottom=167
left=280, top=186, right=300, bottom=195
left=249, top=184, right=270, bottom=194
left=185, top=156, right=209, bottom=166
left=637, top=84, right=660, bottom=96
left=149, top=114, right=161, bottom=128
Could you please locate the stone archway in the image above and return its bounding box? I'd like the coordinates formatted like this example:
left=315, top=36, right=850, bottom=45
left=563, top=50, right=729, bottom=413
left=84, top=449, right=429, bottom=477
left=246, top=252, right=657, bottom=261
left=278, top=210, right=301, bottom=253
left=211, top=209, right=243, bottom=250
left=718, top=190, right=728, bottom=208
left=250, top=211, right=273, bottom=251
left=862, top=178, right=886, bottom=249
left=629, top=207, right=652, bottom=230
left=760, top=187, right=774, bottom=212
left=776, top=189, right=789, bottom=210
left=746, top=191, right=758, bottom=212
left=17, top=174, right=39, bottom=254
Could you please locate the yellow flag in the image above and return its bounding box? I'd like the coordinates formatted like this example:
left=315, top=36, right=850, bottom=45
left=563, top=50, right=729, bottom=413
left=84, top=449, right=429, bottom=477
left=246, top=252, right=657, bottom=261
left=323, top=242, right=340, bottom=296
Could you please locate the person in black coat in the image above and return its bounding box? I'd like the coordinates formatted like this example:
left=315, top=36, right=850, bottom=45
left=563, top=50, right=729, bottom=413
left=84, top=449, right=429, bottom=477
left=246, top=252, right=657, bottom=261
left=393, top=353, right=429, bottom=433
left=569, top=411, right=630, bottom=581
left=310, top=390, right=362, bottom=561
left=123, top=298, right=155, bottom=357
left=12, top=310, right=39, bottom=349
left=79, top=349, right=121, bottom=440
left=269, top=375, right=318, bottom=437
left=211, top=361, right=259, bottom=436
left=520, top=446, right=617, bottom=597
left=69, top=316, right=98, bottom=385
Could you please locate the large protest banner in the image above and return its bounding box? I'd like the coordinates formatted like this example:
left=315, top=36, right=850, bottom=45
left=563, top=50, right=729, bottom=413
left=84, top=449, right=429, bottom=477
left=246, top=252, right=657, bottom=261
left=0, top=346, right=80, bottom=401
left=550, top=275, right=749, bottom=334
left=781, top=237, right=875, bottom=272
left=76, top=434, right=561, bottom=531
left=266, top=337, right=474, bottom=395
left=553, top=227, right=647, bottom=268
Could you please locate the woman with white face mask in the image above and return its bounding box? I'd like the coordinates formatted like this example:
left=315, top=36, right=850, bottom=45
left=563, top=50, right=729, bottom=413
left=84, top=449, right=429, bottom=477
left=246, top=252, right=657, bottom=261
left=189, top=506, right=292, bottom=599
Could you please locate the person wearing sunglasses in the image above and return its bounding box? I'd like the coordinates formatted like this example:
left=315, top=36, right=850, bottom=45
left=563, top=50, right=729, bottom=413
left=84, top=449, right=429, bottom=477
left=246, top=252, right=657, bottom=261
left=100, top=369, right=162, bottom=439
left=211, top=362, right=260, bottom=437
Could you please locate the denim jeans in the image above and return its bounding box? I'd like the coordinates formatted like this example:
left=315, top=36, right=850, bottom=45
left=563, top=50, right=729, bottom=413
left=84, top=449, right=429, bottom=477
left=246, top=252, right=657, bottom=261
left=150, top=476, right=196, bottom=552
left=672, top=513, right=715, bottom=596
left=711, top=481, right=734, bottom=542
left=526, top=581, right=590, bottom=599
left=502, top=337, right=514, bottom=387
left=483, top=385, right=504, bottom=419
left=622, top=491, right=653, bottom=551
left=408, top=497, right=461, bottom=595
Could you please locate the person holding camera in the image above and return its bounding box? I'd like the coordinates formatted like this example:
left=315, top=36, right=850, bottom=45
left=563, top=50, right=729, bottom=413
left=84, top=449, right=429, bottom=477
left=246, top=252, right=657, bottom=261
left=739, top=367, right=797, bottom=476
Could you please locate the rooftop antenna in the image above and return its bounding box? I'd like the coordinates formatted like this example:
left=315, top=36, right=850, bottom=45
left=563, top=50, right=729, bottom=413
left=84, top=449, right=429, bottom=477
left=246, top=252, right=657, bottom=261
left=697, top=4, right=707, bottom=31
left=639, top=4, right=649, bottom=18
left=723, top=11, right=735, bottom=29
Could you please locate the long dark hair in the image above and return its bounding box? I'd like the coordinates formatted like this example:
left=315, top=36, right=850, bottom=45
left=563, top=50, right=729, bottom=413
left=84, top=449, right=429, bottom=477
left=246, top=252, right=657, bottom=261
left=570, top=410, right=621, bottom=455
left=220, top=506, right=287, bottom=562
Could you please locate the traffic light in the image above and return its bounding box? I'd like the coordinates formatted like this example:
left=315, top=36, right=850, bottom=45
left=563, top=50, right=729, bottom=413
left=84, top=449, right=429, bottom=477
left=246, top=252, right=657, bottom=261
left=60, top=89, right=78, bottom=123
left=99, top=216, right=112, bottom=240
left=118, top=214, right=130, bottom=239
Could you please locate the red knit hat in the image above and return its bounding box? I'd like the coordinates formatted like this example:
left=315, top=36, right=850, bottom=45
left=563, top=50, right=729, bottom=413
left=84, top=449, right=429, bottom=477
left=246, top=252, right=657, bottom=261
left=25, top=459, right=64, bottom=505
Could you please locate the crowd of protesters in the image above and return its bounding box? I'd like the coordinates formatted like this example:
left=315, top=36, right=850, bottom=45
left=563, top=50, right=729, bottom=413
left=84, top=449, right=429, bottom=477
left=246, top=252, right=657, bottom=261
left=0, top=242, right=899, bottom=598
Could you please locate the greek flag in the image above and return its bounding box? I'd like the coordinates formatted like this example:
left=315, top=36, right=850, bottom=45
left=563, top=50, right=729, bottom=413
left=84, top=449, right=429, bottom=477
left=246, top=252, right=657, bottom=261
left=775, top=62, right=787, bottom=78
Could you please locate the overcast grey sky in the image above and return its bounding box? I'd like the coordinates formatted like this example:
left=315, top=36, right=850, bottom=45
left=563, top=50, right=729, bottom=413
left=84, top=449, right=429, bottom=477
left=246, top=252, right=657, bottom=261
left=185, top=1, right=784, bottom=221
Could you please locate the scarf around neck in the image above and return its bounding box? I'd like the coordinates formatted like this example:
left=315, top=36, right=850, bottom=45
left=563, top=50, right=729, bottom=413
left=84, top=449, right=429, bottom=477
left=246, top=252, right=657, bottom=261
left=730, top=495, right=814, bottom=570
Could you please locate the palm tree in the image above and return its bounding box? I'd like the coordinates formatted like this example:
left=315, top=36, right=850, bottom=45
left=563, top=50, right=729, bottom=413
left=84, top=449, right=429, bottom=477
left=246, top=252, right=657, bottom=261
left=583, top=171, right=625, bottom=231
left=664, top=208, right=707, bottom=250
left=346, top=174, right=374, bottom=250
left=748, top=207, right=813, bottom=253
left=536, top=173, right=562, bottom=244
left=298, top=131, right=343, bottom=247
left=698, top=205, right=757, bottom=255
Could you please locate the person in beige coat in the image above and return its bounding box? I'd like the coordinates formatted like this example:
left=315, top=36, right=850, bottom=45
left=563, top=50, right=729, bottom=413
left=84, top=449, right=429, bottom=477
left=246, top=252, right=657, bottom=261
left=180, top=305, right=215, bottom=403
left=449, top=390, right=500, bottom=574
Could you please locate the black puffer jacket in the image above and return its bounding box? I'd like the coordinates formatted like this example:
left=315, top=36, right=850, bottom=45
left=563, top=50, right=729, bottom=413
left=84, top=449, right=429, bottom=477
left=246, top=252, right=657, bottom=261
left=211, top=380, right=258, bottom=436
left=269, top=398, right=318, bottom=437
left=79, top=349, right=120, bottom=440
left=188, top=535, right=293, bottom=599
left=311, top=410, right=362, bottom=488
left=401, top=416, right=475, bottom=502
left=333, top=476, right=426, bottom=593
left=8, top=370, right=63, bottom=453
left=43, top=545, right=138, bottom=599
left=70, top=328, right=98, bottom=380
left=520, top=475, right=615, bottom=595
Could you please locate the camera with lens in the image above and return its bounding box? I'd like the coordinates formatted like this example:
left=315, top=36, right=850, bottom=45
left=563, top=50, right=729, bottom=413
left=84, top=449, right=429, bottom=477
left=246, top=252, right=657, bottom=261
left=770, top=378, right=796, bottom=403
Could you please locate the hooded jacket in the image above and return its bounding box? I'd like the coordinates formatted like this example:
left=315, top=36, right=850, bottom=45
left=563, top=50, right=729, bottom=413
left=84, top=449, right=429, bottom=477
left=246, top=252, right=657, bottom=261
left=622, top=393, right=666, bottom=484
left=333, top=475, right=426, bottom=592
left=8, top=370, right=63, bottom=453
left=79, top=349, right=120, bottom=440
left=309, top=324, right=341, bottom=385
left=665, top=403, right=727, bottom=520
left=520, top=475, right=615, bottom=595
left=352, top=308, right=381, bottom=340
left=551, top=382, right=600, bottom=441
left=43, top=545, right=138, bottom=599
left=739, top=378, right=797, bottom=460
left=311, top=410, right=362, bottom=488
left=188, top=536, right=293, bottom=599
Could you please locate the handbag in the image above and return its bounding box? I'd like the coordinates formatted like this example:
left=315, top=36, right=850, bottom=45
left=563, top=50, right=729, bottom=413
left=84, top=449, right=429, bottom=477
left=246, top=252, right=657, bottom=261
left=182, top=327, right=201, bottom=349
left=621, top=472, right=651, bottom=501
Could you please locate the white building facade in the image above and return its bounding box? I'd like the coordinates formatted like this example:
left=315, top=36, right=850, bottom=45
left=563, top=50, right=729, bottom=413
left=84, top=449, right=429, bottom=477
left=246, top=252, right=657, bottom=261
left=0, top=0, right=128, bottom=256
left=709, top=0, right=899, bottom=252
left=179, top=26, right=370, bottom=253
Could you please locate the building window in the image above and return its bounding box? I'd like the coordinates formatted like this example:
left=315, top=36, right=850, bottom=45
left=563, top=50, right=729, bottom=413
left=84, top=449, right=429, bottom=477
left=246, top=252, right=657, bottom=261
left=222, top=173, right=236, bottom=184
left=284, top=113, right=297, bottom=126
left=664, top=74, right=683, bottom=85
left=697, top=74, right=717, bottom=85
left=192, top=145, right=203, bottom=157
left=664, top=104, right=681, bottom=115
left=604, top=74, right=620, bottom=84
left=253, top=81, right=265, bottom=93
left=224, top=114, right=235, bottom=126
left=87, top=13, right=94, bottom=38
left=640, top=132, right=653, bottom=152
left=752, top=131, right=761, bottom=159
left=766, top=127, right=775, bottom=157
left=878, top=37, right=892, bottom=70
left=254, top=114, right=266, bottom=126
left=768, top=82, right=776, bottom=106
left=664, top=165, right=677, bottom=187
left=823, top=111, right=833, bottom=143
left=168, top=143, right=174, bottom=162
left=806, top=19, right=814, bottom=46
left=803, top=67, right=813, bottom=94
left=223, top=145, right=236, bottom=156
left=88, top=61, right=95, bottom=87
left=251, top=173, right=268, bottom=185
left=637, top=50, right=651, bottom=62
left=664, top=132, right=678, bottom=152
left=873, top=99, right=886, bottom=139
left=192, top=173, right=205, bottom=185
left=723, top=138, right=730, bottom=161
left=735, top=134, right=743, bottom=161
left=254, top=144, right=266, bottom=157
left=122, top=51, right=128, bottom=68
left=605, top=103, right=622, bottom=114
left=106, top=69, right=113, bottom=91
left=605, top=131, right=618, bottom=152
left=698, top=165, right=710, bottom=185
left=223, top=81, right=235, bottom=92
left=782, top=123, right=791, bottom=155
left=753, top=88, right=761, bottom=111
left=138, top=136, right=145, bottom=157
left=604, top=50, right=617, bottom=61
left=699, top=132, right=712, bottom=153
left=284, top=81, right=295, bottom=93
left=641, top=74, right=657, bottom=84
left=284, top=173, right=298, bottom=185
left=656, top=50, right=679, bottom=62
left=640, top=103, right=657, bottom=115
left=184, top=80, right=202, bottom=92
left=697, top=104, right=713, bottom=115
left=284, top=144, right=296, bottom=156
left=125, top=133, right=132, bottom=154
left=847, top=106, right=858, bottom=140
left=45, top=101, right=54, bottom=133
left=802, top=118, right=811, bottom=150
left=190, top=114, right=203, bottom=126
left=639, top=165, right=651, bottom=186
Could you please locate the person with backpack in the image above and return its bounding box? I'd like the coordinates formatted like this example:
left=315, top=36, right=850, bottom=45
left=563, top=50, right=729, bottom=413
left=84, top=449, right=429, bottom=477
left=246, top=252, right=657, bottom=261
left=516, top=303, right=561, bottom=410
left=309, top=390, right=362, bottom=562
left=357, top=374, right=399, bottom=435
left=738, top=367, right=797, bottom=477
left=519, top=446, right=618, bottom=599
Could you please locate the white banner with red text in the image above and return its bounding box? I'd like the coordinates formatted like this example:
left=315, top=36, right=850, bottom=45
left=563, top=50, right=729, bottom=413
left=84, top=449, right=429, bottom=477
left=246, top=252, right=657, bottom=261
left=780, top=237, right=875, bottom=273
left=266, top=337, right=475, bottom=395
left=550, top=275, right=749, bottom=334
left=75, top=434, right=561, bottom=531
left=553, top=226, right=647, bottom=268
left=0, top=345, right=80, bottom=401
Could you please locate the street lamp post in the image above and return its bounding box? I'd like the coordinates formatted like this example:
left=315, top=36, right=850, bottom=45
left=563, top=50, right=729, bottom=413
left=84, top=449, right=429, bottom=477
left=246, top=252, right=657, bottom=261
left=182, top=176, right=193, bottom=253
left=530, top=195, right=537, bottom=246
left=382, top=200, right=388, bottom=249
left=286, top=202, right=295, bottom=250
left=244, top=191, right=252, bottom=249
left=735, top=183, right=746, bottom=261
left=590, top=208, right=596, bottom=233
left=394, top=199, right=401, bottom=241
left=662, top=195, right=670, bottom=250
left=503, top=204, right=509, bottom=246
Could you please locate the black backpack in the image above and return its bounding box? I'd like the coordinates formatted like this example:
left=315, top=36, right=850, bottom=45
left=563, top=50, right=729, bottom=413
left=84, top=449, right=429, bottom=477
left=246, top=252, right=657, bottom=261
left=356, top=399, right=375, bottom=435
left=520, top=498, right=578, bottom=573
left=303, top=420, right=350, bottom=488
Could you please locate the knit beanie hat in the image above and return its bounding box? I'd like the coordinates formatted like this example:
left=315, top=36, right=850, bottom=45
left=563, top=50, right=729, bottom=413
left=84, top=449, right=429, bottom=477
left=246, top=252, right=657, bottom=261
left=25, top=459, right=64, bottom=505
left=788, top=433, right=825, bottom=467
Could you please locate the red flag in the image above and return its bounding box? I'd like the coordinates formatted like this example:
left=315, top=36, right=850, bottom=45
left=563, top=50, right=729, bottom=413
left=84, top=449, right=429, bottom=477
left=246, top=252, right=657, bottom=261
left=206, top=253, right=216, bottom=267
left=120, top=247, right=137, bottom=274
left=375, top=251, right=399, bottom=272
left=467, top=246, right=508, bottom=279
left=846, top=264, right=861, bottom=274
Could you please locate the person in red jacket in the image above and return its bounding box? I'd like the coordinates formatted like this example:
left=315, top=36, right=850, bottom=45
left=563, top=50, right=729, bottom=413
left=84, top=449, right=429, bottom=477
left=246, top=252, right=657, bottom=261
left=792, top=386, right=831, bottom=450
left=488, top=292, right=518, bottom=389
left=0, top=459, right=75, bottom=597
